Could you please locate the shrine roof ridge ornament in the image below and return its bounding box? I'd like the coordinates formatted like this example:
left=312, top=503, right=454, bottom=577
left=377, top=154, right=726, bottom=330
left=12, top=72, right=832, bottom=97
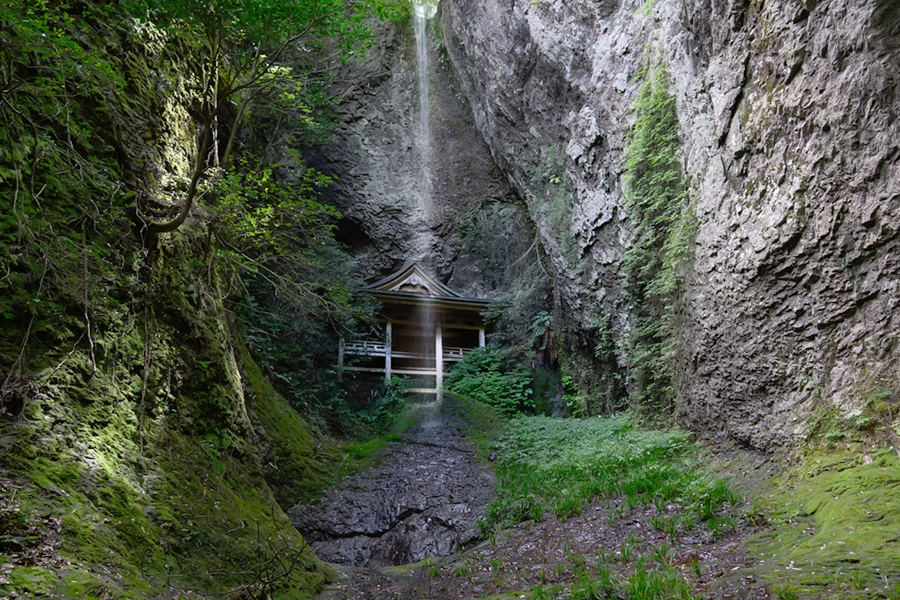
left=361, top=262, right=490, bottom=311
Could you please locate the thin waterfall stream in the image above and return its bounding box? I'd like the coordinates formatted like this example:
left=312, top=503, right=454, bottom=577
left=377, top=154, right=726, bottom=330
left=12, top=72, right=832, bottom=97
left=413, top=0, right=439, bottom=399
left=412, top=0, right=436, bottom=263
left=414, top=1, right=432, bottom=208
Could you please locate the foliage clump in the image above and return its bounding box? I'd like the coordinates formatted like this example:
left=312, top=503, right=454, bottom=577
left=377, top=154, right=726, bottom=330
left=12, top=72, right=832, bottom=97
left=121, top=0, right=409, bottom=233
left=0, top=0, right=392, bottom=597
left=482, top=413, right=739, bottom=535
left=0, top=0, right=133, bottom=379
left=620, top=49, right=695, bottom=415
left=527, top=144, right=578, bottom=266
left=446, top=346, right=534, bottom=417
left=455, top=198, right=553, bottom=357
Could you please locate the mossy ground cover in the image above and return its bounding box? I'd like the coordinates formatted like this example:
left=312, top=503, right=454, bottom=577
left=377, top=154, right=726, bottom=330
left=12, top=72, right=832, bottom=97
left=748, top=447, right=900, bottom=599
left=239, top=337, right=340, bottom=507
left=0, top=412, right=331, bottom=599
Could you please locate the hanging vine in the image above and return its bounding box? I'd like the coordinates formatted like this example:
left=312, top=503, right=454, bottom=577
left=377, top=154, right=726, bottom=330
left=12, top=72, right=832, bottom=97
left=620, top=48, right=696, bottom=414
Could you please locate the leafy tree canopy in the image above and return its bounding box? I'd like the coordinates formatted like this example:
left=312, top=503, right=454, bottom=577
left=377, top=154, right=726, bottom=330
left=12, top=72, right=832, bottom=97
left=122, top=0, right=409, bottom=232
left=123, top=0, right=375, bottom=62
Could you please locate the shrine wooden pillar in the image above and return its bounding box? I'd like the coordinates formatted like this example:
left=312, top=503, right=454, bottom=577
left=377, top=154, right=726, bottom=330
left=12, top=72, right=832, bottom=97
left=337, top=338, right=345, bottom=381
left=478, top=327, right=486, bottom=347
left=385, top=321, right=393, bottom=381
left=435, top=325, right=443, bottom=397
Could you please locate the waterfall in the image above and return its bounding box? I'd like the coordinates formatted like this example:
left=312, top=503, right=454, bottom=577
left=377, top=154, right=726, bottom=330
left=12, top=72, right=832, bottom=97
left=414, top=1, right=431, bottom=180
left=412, top=0, right=441, bottom=401
left=412, top=0, right=436, bottom=263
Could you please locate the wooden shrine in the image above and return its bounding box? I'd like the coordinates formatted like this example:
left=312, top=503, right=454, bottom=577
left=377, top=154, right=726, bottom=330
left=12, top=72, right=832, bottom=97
left=338, top=263, right=490, bottom=395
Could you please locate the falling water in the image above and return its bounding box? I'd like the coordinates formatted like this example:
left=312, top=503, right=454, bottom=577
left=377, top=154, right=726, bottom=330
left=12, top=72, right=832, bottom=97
left=414, top=300, right=439, bottom=404
left=412, top=0, right=436, bottom=262
left=412, top=0, right=441, bottom=401
left=414, top=2, right=431, bottom=176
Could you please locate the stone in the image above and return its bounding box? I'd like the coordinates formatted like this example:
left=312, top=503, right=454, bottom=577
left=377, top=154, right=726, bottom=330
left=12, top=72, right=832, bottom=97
left=289, top=402, right=495, bottom=567
left=302, top=16, right=511, bottom=283
left=308, top=0, right=900, bottom=451
left=437, top=0, right=900, bottom=450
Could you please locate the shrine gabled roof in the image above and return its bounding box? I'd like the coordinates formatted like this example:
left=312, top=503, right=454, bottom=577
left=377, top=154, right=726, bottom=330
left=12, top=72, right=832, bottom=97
left=361, top=262, right=490, bottom=311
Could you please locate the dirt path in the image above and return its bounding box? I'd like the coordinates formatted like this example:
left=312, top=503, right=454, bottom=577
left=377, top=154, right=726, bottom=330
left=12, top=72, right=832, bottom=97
left=312, top=495, right=773, bottom=600
left=290, top=399, right=495, bottom=568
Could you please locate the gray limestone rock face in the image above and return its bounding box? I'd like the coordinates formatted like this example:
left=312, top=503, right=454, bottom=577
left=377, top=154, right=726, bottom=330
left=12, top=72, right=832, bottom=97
left=302, top=17, right=512, bottom=284
left=437, top=0, right=900, bottom=449
left=304, top=0, right=900, bottom=450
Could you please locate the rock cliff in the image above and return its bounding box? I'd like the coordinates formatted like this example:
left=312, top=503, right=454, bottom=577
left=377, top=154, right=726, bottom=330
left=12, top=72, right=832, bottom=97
left=303, top=18, right=515, bottom=284
left=437, top=0, right=900, bottom=449
left=316, top=0, right=900, bottom=450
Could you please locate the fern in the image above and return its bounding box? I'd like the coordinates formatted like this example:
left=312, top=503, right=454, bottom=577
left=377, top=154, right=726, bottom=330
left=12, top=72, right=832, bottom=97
left=620, top=49, right=695, bottom=413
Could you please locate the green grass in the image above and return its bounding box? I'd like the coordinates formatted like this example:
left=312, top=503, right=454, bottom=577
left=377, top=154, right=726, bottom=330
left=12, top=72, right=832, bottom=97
left=481, top=413, right=738, bottom=534
left=530, top=562, right=701, bottom=600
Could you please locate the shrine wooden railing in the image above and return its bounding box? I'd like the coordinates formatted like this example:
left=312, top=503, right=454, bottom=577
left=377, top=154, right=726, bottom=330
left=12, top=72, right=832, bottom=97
left=337, top=324, right=485, bottom=397
left=341, top=340, right=470, bottom=362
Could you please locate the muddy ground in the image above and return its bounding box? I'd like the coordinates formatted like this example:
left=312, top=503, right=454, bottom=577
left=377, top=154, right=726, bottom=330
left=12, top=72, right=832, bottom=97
left=314, top=493, right=775, bottom=600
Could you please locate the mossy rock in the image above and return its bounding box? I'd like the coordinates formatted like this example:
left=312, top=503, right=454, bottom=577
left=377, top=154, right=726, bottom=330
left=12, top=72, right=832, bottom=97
left=748, top=448, right=900, bottom=598
left=3, top=566, right=56, bottom=597
left=237, top=337, right=339, bottom=507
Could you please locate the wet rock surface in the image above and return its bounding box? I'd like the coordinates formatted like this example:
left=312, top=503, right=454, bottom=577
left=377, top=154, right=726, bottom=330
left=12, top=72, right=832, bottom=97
left=289, top=402, right=495, bottom=567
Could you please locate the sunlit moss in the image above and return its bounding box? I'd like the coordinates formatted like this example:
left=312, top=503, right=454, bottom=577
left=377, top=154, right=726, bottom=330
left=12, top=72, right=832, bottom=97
left=748, top=448, right=900, bottom=598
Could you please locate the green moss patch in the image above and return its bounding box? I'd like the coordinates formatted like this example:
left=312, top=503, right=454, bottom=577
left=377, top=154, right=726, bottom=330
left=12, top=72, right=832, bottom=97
left=748, top=448, right=900, bottom=598
left=0, top=328, right=333, bottom=599
left=238, top=338, right=339, bottom=507
left=4, top=565, right=56, bottom=597
left=148, top=434, right=331, bottom=599
left=1, top=411, right=330, bottom=599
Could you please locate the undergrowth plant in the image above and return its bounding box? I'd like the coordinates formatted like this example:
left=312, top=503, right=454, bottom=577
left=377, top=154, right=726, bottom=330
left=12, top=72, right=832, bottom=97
left=511, top=143, right=580, bottom=268
left=456, top=197, right=553, bottom=362
left=446, top=346, right=534, bottom=417
left=481, top=413, right=738, bottom=534
left=620, top=47, right=695, bottom=415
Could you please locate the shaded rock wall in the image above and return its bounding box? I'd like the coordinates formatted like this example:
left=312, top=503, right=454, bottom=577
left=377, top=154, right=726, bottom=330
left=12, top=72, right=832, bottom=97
left=437, top=0, right=900, bottom=449
left=304, top=18, right=515, bottom=284
left=0, top=9, right=335, bottom=594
